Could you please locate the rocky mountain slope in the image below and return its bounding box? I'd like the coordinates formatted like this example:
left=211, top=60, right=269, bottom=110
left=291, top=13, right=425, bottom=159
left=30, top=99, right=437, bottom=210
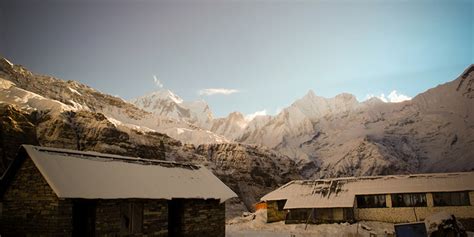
left=0, top=57, right=300, bottom=216
left=238, top=65, right=474, bottom=178
left=130, top=63, right=474, bottom=179
left=0, top=57, right=227, bottom=145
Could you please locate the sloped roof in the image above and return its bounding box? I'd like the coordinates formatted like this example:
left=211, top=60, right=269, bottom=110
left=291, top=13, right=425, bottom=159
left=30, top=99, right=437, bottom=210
left=261, top=172, right=474, bottom=209
left=13, top=145, right=236, bottom=202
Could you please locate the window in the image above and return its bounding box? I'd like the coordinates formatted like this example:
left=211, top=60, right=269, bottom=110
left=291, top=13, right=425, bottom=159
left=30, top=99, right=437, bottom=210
left=391, top=193, right=427, bottom=207
left=286, top=209, right=311, bottom=223
left=121, top=202, right=143, bottom=234
left=433, top=192, right=470, bottom=206
left=356, top=195, right=386, bottom=208
left=276, top=200, right=287, bottom=211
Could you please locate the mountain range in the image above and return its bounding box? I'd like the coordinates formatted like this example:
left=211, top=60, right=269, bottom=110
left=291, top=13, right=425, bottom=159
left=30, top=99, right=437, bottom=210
left=130, top=64, right=474, bottom=178
left=0, top=56, right=473, bottom=215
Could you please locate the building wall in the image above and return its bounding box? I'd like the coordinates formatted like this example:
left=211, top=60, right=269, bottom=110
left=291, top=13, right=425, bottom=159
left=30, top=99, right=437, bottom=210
left=180, top=199, right=226, bottom=237
left=354, top=192, right=474, bottom=224
left=0, top=157, right=73, bottom=236
left=266, top=200, right=287, bottom=223
left=94, top=199, right=169, bottom=237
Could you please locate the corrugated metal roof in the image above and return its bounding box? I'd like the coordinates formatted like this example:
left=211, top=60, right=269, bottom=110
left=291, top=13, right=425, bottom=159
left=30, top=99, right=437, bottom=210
left=261, top=172, right=474, bottom=209
left=21, top=145, right=237, bottom=202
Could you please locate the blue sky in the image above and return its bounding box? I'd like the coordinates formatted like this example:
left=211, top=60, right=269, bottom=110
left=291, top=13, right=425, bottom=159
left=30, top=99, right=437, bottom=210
left=1, top=0, right=473, bottom=117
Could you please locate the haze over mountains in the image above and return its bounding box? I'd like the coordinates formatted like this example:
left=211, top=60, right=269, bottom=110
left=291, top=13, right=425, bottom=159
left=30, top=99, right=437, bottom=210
left=0, top=56, right=473, bottom=213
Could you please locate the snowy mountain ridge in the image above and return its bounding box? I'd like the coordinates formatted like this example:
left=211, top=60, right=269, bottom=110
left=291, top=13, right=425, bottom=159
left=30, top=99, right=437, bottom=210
left=131, top=89, right=214, bottom=128
left=0, top=57, right=227, bottom=145
left=1, top=56, right=473, bottom=179
left=130, top=64, right=474, bottom=178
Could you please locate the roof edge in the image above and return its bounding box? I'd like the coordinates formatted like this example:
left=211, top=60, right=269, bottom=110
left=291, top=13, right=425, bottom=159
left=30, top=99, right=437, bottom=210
left=0, top=146, right=30, bottom=198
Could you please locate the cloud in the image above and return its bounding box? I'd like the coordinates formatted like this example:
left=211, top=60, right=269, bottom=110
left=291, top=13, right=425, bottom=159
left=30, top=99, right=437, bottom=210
left=365, top=90, right=412, bottom=103
left=153, top=75, right=163, bottom=88
left=387, top=90, right=412, bottom=102
left=198, top=88, right=239, bottom=96
left=245, top=109, right=267, bottom=121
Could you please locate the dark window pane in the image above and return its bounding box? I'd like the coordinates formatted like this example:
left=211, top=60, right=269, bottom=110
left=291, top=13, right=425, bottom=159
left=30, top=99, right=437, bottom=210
left=287, top=209, right=310, bottom=221
left=391, top=193, right=427, bottom=207
left=356, top=195, right=386, bottom=208
left=433, top=192, right=470, bottom=206
left=277, top=200, right=287, bottom=211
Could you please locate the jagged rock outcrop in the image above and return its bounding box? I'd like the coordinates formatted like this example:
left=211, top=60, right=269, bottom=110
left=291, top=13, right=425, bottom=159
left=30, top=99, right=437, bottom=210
left=0, top=104, right=38, bottom=171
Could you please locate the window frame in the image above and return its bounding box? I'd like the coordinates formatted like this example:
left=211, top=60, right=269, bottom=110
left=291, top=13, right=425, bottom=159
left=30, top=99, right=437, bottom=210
left=433, top=191, right=471, bottom=207
left=356, top=194, right=387, bottom=208
left=391, top=193, right=427, bottom=208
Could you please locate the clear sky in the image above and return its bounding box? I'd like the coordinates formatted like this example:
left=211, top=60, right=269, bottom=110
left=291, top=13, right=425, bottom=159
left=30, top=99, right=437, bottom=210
left=1, top=0, right=473, bottom=117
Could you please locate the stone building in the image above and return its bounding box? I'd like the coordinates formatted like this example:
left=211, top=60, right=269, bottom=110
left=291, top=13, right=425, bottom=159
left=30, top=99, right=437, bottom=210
left=0, top=145, right=236, bottom=236
left=260, top=172, right=474, bottom=229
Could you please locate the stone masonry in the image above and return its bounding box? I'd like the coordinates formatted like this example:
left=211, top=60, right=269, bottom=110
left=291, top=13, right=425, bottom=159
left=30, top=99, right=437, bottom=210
left=180, top=199, right=226, bottom=237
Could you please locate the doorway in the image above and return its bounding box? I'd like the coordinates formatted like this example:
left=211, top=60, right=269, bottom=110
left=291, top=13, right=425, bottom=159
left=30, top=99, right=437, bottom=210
left=72, top=199, right=96, bottom=237
left=168, top=199, right=184, bottom=237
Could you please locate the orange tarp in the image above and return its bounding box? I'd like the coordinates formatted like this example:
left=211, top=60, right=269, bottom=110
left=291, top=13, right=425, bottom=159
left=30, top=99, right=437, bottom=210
left=255, top=202, right=267, bottom=210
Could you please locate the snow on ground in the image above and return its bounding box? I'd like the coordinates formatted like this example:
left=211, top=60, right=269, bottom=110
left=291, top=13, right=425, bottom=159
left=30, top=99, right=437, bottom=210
left=226, top=210, right=394, bottom=237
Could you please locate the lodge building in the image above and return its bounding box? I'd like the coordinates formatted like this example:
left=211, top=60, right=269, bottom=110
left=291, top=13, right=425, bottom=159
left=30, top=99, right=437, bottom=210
left=260, top=172, right=474, bottom=229
left=0, top=145, right=236, bottom=236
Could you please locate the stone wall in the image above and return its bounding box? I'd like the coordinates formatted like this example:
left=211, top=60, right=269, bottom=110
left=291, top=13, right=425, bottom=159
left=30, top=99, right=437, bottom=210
left=143, top=200, right=169, bottom=236
left=266, top=200, right=288, bottom=223
left=94, top=199, right=168, bottom=237
left=0, top=158, right=73, bottom=236
left=180, top=199, right=226, bottom=237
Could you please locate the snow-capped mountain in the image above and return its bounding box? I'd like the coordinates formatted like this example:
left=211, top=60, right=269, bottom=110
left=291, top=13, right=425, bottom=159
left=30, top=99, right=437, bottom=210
left=205, top=65, right=473, bottom=178
left=0, top=57, right=226, bottom=145
left=238, top=65, right=474, bottom=178
left=131, top=90, right=213, bottom=128
left=209, top=112, right=248, bottom=140
left=1, top=55, right=473, bottom=181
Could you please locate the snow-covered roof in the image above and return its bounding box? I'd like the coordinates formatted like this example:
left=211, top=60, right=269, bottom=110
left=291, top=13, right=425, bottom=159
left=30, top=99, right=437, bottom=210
left=261, top=172, right=474, bottom=209
left=18, top=145, right=237, bottom=202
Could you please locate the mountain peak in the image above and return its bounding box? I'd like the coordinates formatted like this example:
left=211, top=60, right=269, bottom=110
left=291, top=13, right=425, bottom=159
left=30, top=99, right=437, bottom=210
left=335, top=92, right=357, bottom=101
left=228, top=111, right=245, bottom=120
left=146, top=89, right=183, bottom=104
left=363, top=96, right=385, bottom=105
left=306, top=89, right=316, bottom=97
